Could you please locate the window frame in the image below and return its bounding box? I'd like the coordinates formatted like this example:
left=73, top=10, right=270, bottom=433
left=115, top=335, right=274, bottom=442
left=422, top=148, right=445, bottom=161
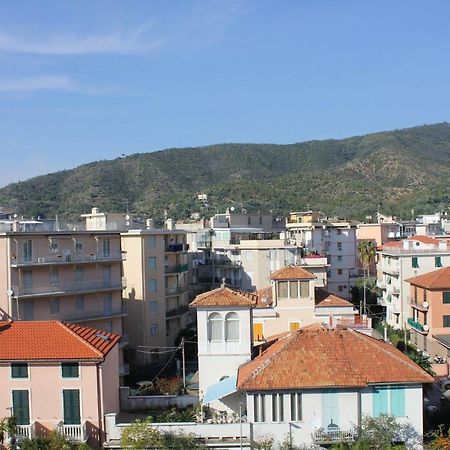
left=225, top=312, right=240, bottom=342
left=61, top=362, right=80, bottom=379
left=11, top=363, right=29, bottom=380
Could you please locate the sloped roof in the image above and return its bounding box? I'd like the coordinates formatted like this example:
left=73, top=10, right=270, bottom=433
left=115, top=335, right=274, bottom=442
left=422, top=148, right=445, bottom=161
left=315, top=288, right=354, bottom=308
left=405, top=266, right=450, bottom=290
left=190, top=287, right=257, bottom=308
left=237, top=324, right=433, bottom=390
left=255, top=286, right=273, bottom=308
left=0, top=321, right=120, bottom=361
left=270, top=266, right=316, bottom=280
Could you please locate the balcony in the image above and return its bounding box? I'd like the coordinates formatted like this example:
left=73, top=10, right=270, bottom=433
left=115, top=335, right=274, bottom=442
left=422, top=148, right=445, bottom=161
left=67, top=308, right=126, bottom=324
left=411, top=300, right=429, bottom=312
left=313, top=428, right=356, bottom=445
left=407, top=317, right=429, bottom=334
left=11, top=277, right=126, bottom=298
left=120, top=363, right=130, bottom=376
left=383, top=264, right=399, bottom=275
left=165, top=264, right=189, bottom=274
left=213, top=260, right=242, bottom=268
left=165, top=244, right=189, bottom=253
left=166, top=304, right=189, bottom=318
left=16, top=424, right=34, bottom=440
left=56, top=423, right=87, bottom=442
left=11, top=252, right=125, bottom=267
left=165, top=285, right=189, bottom=297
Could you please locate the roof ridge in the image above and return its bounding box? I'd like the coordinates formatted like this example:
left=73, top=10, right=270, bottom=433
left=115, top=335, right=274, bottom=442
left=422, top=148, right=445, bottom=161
left=59, top=322, right=104, bottom=359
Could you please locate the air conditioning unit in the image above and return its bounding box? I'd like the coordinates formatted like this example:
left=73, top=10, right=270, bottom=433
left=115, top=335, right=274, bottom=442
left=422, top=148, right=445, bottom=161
left=37, top=257, right=46, bottom=263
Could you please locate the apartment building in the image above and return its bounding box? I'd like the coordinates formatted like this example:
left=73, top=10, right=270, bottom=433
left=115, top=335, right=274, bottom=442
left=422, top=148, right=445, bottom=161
left=121, top=230, right=190, bottom=366
left=377, top=236, right=450, bottom=329
left=286, top=211, right=358, bottom=298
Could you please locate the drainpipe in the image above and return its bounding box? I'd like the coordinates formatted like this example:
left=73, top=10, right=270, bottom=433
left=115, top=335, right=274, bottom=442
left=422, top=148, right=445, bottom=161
left=96, top=362, right=104, bottom=448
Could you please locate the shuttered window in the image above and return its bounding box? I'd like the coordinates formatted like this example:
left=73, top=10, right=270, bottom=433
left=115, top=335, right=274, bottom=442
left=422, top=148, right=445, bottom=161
left=300, top=281, right=310, bottom=298
left=373, top=387, right=389, bottom=416
left=62, top=363, right=79, bottom=378
left=390, top=386, right=405, bottom=417
left=12, top=390, right=30, bottom=425
left=443, top=292, right=450, bottom=304
left=63, top=389, right=81, bottom=425
left=11, top=363, right=28, bottom=378
left=322, top=389, right=339, bottom=429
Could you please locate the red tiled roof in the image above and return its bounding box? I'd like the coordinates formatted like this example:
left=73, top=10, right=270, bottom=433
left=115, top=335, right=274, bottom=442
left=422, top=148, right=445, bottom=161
left=315, top=288, right=354, bottom=308
left=255, top=286, right=273, bottom=308
left=270, top=266, right=316, bottom=280
left=0, top=321, right=120, bottom=361
left=237, top=324, right=433, bottom=390
left=406, top=235, right=441, bottom=245
left=190, top=287, right=257, bottom=308
left=406, top=267, right=450, bottom=290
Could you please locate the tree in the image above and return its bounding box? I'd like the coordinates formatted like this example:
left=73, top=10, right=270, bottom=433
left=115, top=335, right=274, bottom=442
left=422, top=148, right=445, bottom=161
left=357, top=240, right=377, bottom=277
left=120, top=418, right=162, bottom=450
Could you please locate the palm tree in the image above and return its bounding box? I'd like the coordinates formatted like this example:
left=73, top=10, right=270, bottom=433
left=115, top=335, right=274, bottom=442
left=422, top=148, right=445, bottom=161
left=357, top=240, right=376, bottom=276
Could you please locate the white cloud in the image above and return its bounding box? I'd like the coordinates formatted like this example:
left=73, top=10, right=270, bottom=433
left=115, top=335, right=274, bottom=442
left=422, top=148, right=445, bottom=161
left=0, top=75, right=111, bottom=94
left=0, top=23, right=162, bottom=55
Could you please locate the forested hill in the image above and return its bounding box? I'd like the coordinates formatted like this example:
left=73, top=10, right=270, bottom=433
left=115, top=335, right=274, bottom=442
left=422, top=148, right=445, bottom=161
left=1, top=123, right=450, bottom=223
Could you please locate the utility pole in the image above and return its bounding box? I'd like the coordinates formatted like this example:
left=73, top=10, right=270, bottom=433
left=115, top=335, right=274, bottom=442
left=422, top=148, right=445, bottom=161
left=363, top=267, right=367, bottom=316
left=181, top=337, right=186, bottom=389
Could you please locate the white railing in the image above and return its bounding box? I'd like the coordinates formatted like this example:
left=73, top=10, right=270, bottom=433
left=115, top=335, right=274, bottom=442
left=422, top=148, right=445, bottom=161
left=16, top=424, right=33, bottom=439
left=11, top=252, right=125, bottom=266
left=313, top=428, right=356, bottom=443
left=56, top=423, right=86, bottom=441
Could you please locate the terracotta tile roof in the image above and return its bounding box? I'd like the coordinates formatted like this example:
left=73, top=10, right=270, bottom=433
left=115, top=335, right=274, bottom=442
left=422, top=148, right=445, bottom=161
left=237, top=324, right=433, bottom=390
left=190, top=287, right=257, bottom=308
left=407, top=235, right=441, bottom=245
left=0, top=321, right=120, bottom=361
left=406, top=267, right=450, bottom=290
left=270, top=266, right=316, bottom=280
left=255, top=286, right=273, bottom=308
left=315, top=288, right=354, bottom=308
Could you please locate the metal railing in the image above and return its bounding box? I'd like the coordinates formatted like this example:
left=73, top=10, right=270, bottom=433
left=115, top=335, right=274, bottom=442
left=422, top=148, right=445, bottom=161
left=165, top=244, right=189, bottom=252
left=11, top=252, right=125, bottom=266
left=12, top=277, right=126, bottom=297
left=165, top=264, right=189, bottom=274
left=166, top=304, right=189, bottom=318
left=213, top=260, right=242, bottom=268
left=166, top=285, right=189, bottom=296
left=313, top=428, right=356, bottom=444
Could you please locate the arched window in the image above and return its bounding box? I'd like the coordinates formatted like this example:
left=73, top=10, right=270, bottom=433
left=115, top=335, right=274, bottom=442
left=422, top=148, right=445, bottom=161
left=225, top=312, right=240, bottom=341
left=208, top=312, right=223, bottom=341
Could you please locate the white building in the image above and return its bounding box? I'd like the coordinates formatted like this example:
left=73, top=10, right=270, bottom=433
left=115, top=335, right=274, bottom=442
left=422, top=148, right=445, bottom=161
left=377, top=235, right=450, bottom=329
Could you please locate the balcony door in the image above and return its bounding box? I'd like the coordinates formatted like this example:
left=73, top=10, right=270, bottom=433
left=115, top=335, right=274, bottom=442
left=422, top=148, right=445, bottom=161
left=23, top=270, right=33, bottom=295
left=63, top=389, right=81, bottom=425
left=103, top=265, right=111, bottom=288
left=12, top=390, right=30, bottom=425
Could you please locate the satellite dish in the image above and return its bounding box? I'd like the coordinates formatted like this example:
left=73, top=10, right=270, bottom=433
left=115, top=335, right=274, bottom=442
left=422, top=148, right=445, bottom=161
left=230, top=207, right=235, bottom=212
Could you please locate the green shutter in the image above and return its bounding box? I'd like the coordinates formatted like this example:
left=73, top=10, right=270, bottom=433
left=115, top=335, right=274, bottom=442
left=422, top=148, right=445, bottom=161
left=443, top=292, right=450, bottom=304
left=11, top=363, right=28, bottom=378
left=373, top=387, right=388, bottom=417
left=435, top=257, right=443, bottom=268
left=412, top=257, right=419, bottom=269
left=12, top=390, right=30, bottom=425
left=390, top=386, right=405, bottom=417
left=61, top=363, right=79, bottom=378
left=444, top=316, right=450, bottom=327
left=63, top=389, right=81, bottom=425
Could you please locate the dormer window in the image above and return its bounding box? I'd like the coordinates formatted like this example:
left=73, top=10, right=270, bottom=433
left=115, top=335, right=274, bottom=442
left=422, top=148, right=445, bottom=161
left=208, top=312, right=223, bottom=341
left=225, top=312, right=240, bottom=341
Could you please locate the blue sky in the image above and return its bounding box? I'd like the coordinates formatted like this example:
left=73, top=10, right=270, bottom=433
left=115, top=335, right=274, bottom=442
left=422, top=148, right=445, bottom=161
left=0, top=1, right=449, bottom=187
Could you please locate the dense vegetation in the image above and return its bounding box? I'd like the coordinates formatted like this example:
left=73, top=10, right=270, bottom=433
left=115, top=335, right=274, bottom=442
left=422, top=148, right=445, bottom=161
left=1, top=123, right=450, bottom=223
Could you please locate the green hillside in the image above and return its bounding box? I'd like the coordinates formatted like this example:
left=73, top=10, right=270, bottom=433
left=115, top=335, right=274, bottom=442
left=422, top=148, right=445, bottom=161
left=1, top=123, right=450, bottom=223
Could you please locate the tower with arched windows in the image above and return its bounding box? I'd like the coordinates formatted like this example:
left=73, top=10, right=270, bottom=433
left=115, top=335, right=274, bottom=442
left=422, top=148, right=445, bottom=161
left=190, top=286, right=256, bottom=406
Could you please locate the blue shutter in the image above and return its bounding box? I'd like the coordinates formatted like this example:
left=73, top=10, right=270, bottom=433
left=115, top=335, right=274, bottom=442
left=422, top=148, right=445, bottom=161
left=390, top=386, right=405, bottom=417
left=322, top=389, right=339, bottom=428
left=373, top=387, right=388, bottom=417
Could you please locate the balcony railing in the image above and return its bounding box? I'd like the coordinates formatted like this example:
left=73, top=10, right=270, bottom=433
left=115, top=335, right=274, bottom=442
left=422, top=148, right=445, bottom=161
left=213, top=260, right=242, bottom=268
left=313, top=428, right=356, bottom=444
left=166, top=304, right=189, bottom=318
left=67, top=308, right=125, bottom=323
left=165, top=264, right=189, bottom=274
left=166, top=285, right=189, bottom=296
left=12, top=277, right=126, bottom=298
left=56, top=423, right=86, bottom=442
left=165, top=244, right=189, bottom=252
left=407, top=317, right=428, bottom=334
left=16, top=424, right=33, bottom=440
left=11, top=252, right=125, bottom=266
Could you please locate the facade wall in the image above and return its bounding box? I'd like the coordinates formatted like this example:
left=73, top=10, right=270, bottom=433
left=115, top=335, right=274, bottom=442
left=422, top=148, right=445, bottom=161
left=101, top=347, right=121, bottom=414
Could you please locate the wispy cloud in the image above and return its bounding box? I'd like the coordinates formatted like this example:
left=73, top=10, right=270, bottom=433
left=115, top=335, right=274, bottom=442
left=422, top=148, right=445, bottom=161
left=0, top=23, right=162, bottom=55
left=0, top=75, right=110, bottom=94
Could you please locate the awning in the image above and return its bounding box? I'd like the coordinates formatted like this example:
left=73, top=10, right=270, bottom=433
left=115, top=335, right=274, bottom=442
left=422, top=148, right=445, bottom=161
left=203, top=375, right=237, bottom=404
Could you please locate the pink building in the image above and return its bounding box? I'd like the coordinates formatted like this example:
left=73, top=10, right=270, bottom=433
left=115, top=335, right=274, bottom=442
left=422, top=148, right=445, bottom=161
left=0, top=320, right=120, bottom=448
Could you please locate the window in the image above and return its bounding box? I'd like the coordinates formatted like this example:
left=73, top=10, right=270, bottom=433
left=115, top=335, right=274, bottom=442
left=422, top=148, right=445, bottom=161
left=50, top=298, right=60, bottom=315
left=148, top=235, right=156, bottom=247
left=22, top=240, right=32, bottom=262
left=253, top=322, right=264, bottom=341
left=49, top=239, right=59, bottom=253
left=63, top=389, right=81, bottom=425
left=149, top=301, right=158, bottom=313
left=322, top=389, right=339, bottom=429
left=12, top=390, right=30, bottom=425
left=337, top=255, right=342, bottom=262
left=278, top=281, right=288, bottom=299
left=148, top=256, right=157, bottom=269
left=443, top=292, right=450, bottom=304
left=337, top=229, right=342, bottom=235
left=423, top=289, right=427, bottom=302
left=272, top=393, right=284, bottom=422
left=259, top=216, right=263, bottom=225
left=412, top=257, right=419, bottom=269
left=150, top=324, right=159, bottom=336
left=338, top=285, right=343, bottom=292
left=254, top=394, right=266, bottom=422
left=103, top=294, right=112, bottom=315
left=23, top=300, right=33, bottom=320
left=49, top=267, right=59, bottom=285
left=75, top=239, right=83, bottom=252
left=289, top=281, right=298, bottom=298
left=338, top=269, right=343, bottom=275
left=290, top=322, right=300, bottom=332
left=208, top=312, right=223, bottom=341
left=149, top=279, right=157, bottom=292
left=225, top=312, right=239, bottom=341
left=11, top=363, right=28, bottom=379
left=337, top=242, right=342, bottom=251
left=248, top=217, right=251, bottom=225
left=436, top=257, right=443, bottom=268
left=75, top=295, right=84, bottom=311
left=300, top=281, right=309, bottom=298
left=75, top=267, right=83, bottom=282
left=102, top=238, right=111, bottom=257
left=62, top=363, right=79, bottom=378
left=290, top=393, right=302, bottom=421
left=444, top=316, right=450, bottom=327
left=373, top=386, right=405, bottom=417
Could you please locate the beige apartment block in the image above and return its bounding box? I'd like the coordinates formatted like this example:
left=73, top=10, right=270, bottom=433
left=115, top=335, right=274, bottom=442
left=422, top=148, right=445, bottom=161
left=121, top=230, right=191, bottom=366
